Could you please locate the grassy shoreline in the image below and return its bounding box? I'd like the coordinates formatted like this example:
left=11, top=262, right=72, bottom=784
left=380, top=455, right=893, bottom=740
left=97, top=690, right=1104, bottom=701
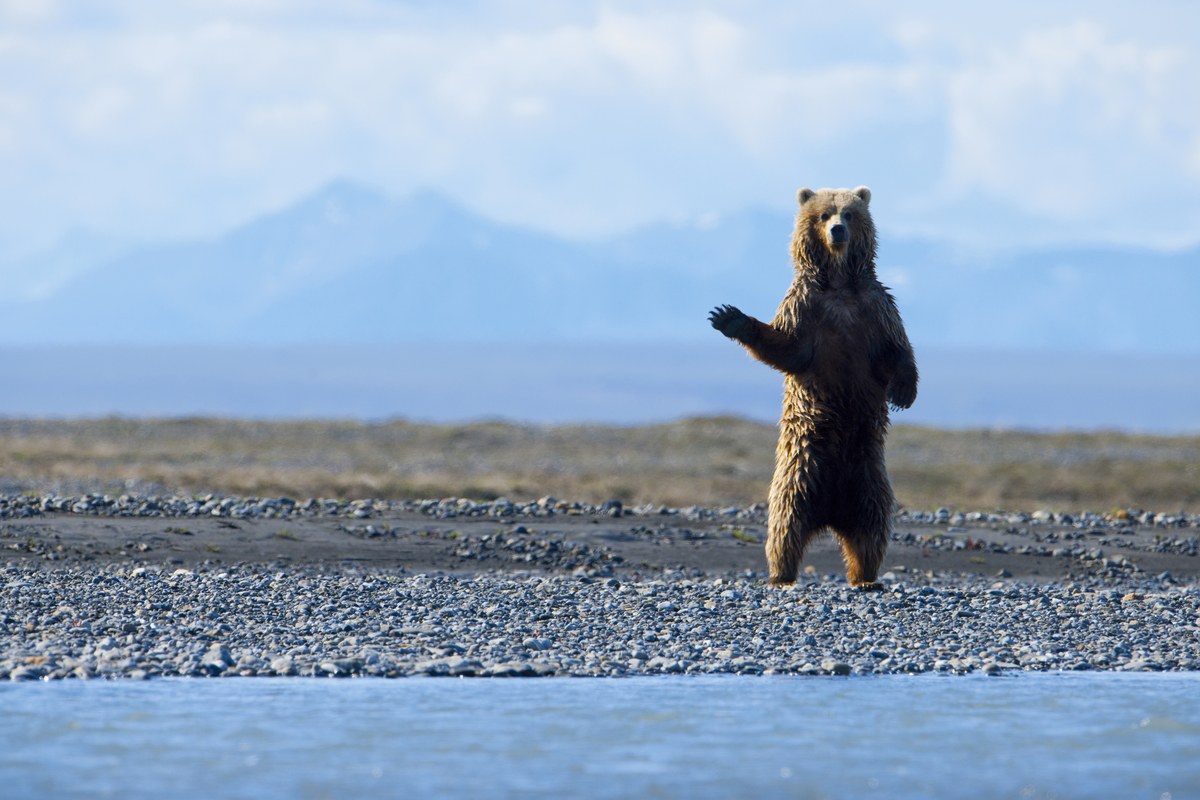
left=1, top=416, right=1197, bottom=513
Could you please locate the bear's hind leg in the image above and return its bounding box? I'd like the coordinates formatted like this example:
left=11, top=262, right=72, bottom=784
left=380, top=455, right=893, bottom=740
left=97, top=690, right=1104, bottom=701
left=833, top=525, right=888, bottom=589
left=831, top=454, right=894, bottom=589
left=766, top=518, right=818, bottom=586
left=766, top=420, right=826, bottom=586
left=766, top=481, right=822, bottom=586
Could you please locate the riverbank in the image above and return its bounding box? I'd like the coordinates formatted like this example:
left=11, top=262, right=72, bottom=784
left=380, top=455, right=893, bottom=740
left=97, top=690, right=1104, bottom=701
left=3, top=495, right=1198, bottom=680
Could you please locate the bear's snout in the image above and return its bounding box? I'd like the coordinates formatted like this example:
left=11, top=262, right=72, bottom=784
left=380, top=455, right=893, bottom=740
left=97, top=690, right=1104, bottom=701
left=829, top=222, right=849, bottom=245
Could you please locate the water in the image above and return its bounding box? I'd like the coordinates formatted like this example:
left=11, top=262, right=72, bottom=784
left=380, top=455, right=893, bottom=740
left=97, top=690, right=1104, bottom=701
left=2, top=344, right=1198, bottom=431
left=2, top=673, right=1198, bottom=799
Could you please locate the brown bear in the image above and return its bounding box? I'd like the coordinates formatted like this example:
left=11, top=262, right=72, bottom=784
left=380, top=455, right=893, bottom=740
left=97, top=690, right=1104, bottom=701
left=709, top=186, right=917, bottom=588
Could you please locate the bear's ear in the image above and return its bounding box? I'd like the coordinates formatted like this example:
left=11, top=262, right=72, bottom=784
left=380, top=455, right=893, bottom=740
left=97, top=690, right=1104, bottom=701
left=854, top=186, right=871, bottom=204
left=797, top=188, right=816, bottom=206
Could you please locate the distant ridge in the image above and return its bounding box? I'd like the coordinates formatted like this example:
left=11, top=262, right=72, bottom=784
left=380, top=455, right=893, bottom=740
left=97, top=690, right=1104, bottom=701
left=1, top=179, right=1197, bottom=353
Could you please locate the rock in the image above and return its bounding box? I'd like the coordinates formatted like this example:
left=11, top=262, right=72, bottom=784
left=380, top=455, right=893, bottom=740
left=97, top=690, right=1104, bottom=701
left=821, top=661, right=852, bottom=676
left=270, top=656, right=296, bottom=676
left=9, top=665, right=45, bottom=681
left=200, top=645, right=234, bottom=675
left=484, top=661, right=538, bottom=678
left=444, top=657, right=482, bottom=677
left=317, top=661, right=347, bottom=677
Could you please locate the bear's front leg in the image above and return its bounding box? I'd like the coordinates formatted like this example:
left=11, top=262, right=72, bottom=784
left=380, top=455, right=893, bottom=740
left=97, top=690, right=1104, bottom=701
left=886, top=353, right=918, bottom=411
left=711, top=305, right=815, bottom=375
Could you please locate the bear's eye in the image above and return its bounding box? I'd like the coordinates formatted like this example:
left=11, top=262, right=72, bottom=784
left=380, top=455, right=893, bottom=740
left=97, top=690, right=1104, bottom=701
left=843, top=211, right=854, bottom=221
left=820, top=212, right=831, bottom=221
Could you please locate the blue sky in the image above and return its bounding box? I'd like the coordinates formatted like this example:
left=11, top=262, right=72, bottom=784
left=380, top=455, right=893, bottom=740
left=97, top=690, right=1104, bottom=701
left=2, top=0, right=1199, bottom=257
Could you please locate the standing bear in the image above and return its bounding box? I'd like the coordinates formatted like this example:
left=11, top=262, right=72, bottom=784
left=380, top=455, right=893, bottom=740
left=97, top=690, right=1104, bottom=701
left=709, top=186, right=917, bottom=588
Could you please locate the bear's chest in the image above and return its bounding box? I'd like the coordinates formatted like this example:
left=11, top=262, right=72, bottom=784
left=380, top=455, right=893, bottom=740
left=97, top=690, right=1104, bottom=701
left=813, top=290, right=876, bottom=340
left=805, top=290, right=885, bottom=391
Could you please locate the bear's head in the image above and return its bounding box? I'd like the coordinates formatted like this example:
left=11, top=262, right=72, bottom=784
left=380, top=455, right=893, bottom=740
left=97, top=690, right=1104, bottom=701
left=791, top=186, right=876, bottom=277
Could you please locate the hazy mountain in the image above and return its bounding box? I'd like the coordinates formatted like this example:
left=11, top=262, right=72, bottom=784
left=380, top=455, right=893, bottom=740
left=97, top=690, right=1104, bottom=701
left=0, top=228, right=134, bottom=303
left=2, top=180, right=1197, bottom=353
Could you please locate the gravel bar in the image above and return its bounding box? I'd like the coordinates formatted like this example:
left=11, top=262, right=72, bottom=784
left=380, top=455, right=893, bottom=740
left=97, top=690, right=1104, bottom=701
left=3, top=494, right=1199, bottom=680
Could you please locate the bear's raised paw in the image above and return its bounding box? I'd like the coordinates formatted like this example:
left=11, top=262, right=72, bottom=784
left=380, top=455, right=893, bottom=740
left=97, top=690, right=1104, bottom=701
left=709, top=304, right=754, bottom=343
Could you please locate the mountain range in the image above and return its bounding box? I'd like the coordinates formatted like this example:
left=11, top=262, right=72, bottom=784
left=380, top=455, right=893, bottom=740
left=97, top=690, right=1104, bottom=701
left=2, top=180, right=1198, bottom=353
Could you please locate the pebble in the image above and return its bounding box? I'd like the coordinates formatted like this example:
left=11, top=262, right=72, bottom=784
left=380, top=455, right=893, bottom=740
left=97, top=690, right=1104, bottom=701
left=2, top=560, right=1198, bottom=681
left=3, top=492, right=1194, bottom=532
left=2, top=492, right=1199, bottom=680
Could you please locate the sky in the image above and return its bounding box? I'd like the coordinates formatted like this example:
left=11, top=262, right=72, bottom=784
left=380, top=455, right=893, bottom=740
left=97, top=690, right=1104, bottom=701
left=2, top=0, right=1200, bottom=258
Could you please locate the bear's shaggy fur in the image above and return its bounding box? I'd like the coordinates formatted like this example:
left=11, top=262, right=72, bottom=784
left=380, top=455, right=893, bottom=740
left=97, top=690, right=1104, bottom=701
left=709, top=186, right=917, bottom=588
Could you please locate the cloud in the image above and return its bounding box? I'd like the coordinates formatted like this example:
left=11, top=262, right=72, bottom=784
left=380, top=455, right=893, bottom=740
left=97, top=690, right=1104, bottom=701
left=0, top=2, right=1198, bottom=256
left=937, top=21, right=1200, bottom=246
left=0, top=0, right=57, bottom=23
